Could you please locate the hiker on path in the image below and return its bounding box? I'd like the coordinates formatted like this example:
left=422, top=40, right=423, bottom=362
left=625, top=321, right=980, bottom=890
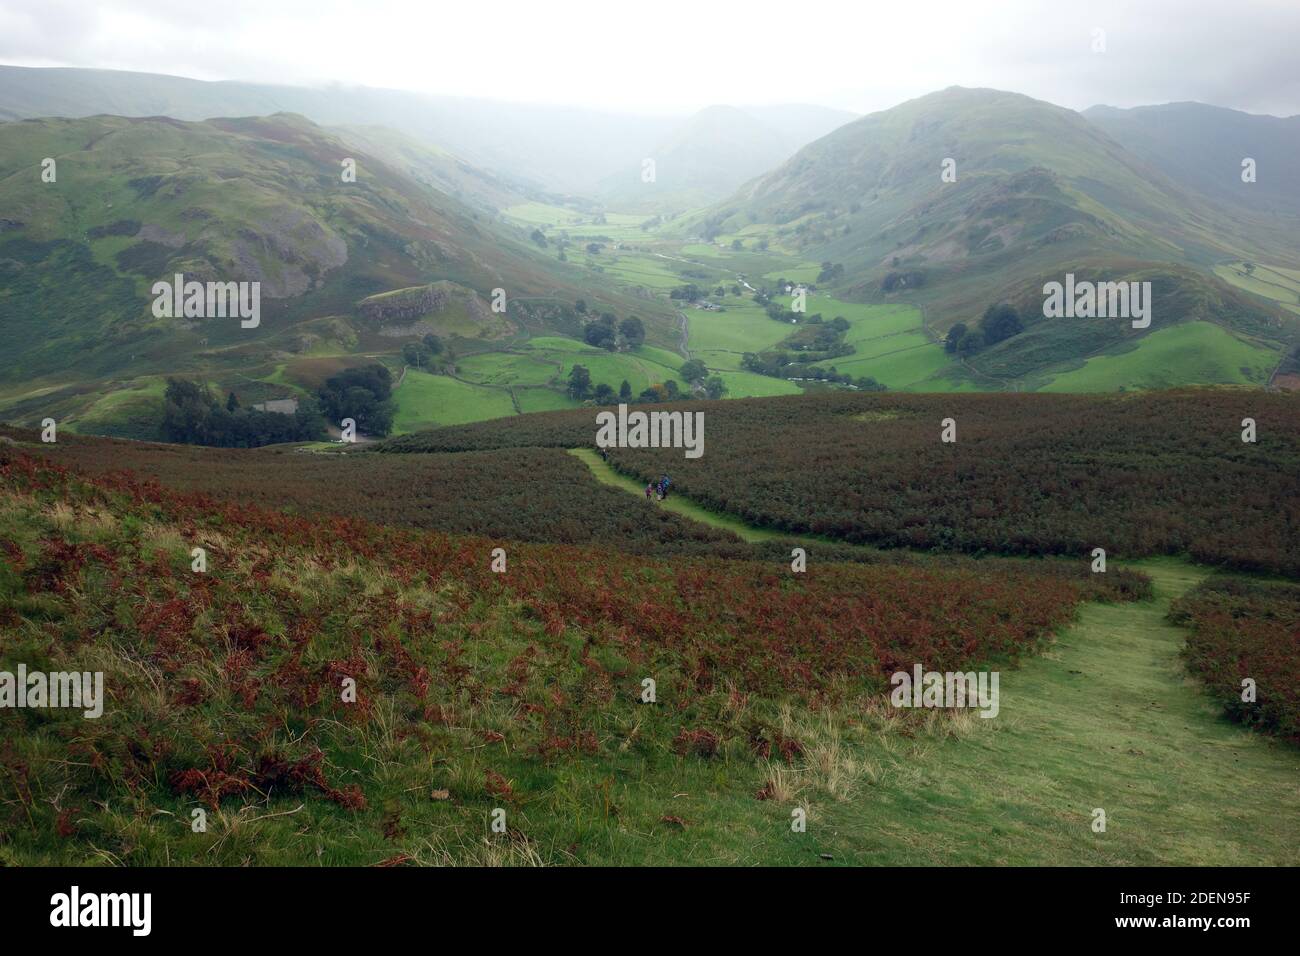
left=645, top=482, right=653, bottom=499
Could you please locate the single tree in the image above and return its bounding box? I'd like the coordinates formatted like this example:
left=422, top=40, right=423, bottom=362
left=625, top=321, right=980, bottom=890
left=679, top=359, right=708, bottom=384
left=944, top=322, right=969, bottom=354
left=978, top=303, right=1023, bottom=347
left=619, top=316, right=645, bottom=348
left=568, top=364, right=592, bottom=399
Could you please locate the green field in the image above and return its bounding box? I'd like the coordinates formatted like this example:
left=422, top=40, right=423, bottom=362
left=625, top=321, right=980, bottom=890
left=392, top=369, right=517, bottom=433
left=515, top=388, right=580, bottom=414
left=687, top=298, right=792, bottom=369
left=504, top=202, right=650, bottom=242
left=763, top=262, right=823, bottom=284
left=555, top=351, right=684, bottom=396
left=458, top=351, right=561, bottom=388
left=677, top=290, right=957, bottom=391
left=595, top=252, right=684, bottom=290
left=1213, top=260, right=1300, bottom=315
left=1040, top=321, right=1279, bottom=392
left=767, top=295, right=954, bottom=389
left=680, top=243, right=724, bottom=258
left=399, top=337, right=693, bottom=432
left=713, top=369, right=802, bottom=397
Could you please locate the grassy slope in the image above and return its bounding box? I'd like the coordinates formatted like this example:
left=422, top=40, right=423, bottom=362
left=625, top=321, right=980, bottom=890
left=571, top=450, right=1300, bottom=863
left=4, top=440, right=1294, bottom=864
left=1214, top=261, right=1300, bottom=316
left=807, top=558, right=1300, bottom=865
left=675, top=87, right=1297, bottom=391
left=0, top=115, right=685, bottom=437
left=1039, top=322, right=1279, bottom=392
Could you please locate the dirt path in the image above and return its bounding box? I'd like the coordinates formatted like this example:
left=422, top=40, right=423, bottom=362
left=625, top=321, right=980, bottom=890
left=570, top=447, right=784, bottom=542
left=676, top=310, right=691, bottom=359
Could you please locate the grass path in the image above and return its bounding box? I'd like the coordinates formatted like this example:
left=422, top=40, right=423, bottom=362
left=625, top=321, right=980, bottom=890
left=569, top=447, right=785, bottom=542
left=569, top=447, right=1300, bottom=864
left=814, top=557, right=1300, bottom=865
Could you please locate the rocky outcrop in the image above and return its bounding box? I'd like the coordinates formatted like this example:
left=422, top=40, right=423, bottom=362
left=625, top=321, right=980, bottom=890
left=357, top=285, right=449, bottom=323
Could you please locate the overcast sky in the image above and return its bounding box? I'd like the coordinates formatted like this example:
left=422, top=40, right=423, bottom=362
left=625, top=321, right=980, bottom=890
left=1, top=0, right=1297, bottom=117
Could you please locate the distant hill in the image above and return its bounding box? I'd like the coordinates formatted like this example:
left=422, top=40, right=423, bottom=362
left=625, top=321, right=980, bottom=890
left=0, top=111, right=659, bottom=432
left=330, top=124, right=542, bottom=214
left=599, top=103, right=855, bottom=210
left=1083, top=102, right=1300, bottom=219
left=0, top=65, right=854, bottom=205
left=685, top=87, right=1297, bottom=381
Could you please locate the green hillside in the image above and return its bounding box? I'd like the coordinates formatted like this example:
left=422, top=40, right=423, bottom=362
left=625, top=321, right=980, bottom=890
left=1083, top=102, right=1300, bottom=219
left=0, top=112, right=677, bottom=436
left=2, top=84, right=1297, bottom=446
left=680, top=87, right=1298, bottom=386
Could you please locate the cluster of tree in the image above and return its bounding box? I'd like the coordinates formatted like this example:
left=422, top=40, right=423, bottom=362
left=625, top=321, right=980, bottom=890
left=160, top=379, right=326, bottom=448
left=669, top=284, right=704, bottom=303
left=401, top=333, right=445, bottom=370
left=699, top=213, right=728, bottom=241
left=781, top=315, right=853, bottom=354
left=678, top=360, right=727, bottom=399
left=582, top=313, right=645, bottom=350
left=317, top=364, right=397, bottom=437
left=764, top=302, right=799, bottom=323
left=567, top=361, right=726, bottom=405
left=766, top=277, right=818, bottom=295
left=944, top=304, right=1025, bottom=356
left=740, top=352, right=884, bottom=390
left=817, top=262, right=845, bottom=283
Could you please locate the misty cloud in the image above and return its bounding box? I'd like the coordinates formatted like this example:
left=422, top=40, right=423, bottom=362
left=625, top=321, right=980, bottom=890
left=0, top=0, right=1296, bottom=116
